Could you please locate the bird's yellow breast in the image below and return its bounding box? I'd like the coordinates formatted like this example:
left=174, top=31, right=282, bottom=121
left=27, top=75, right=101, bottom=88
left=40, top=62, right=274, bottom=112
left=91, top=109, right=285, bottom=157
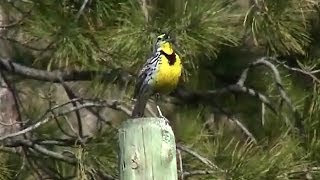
left=153, top=53, right=182, bottom=94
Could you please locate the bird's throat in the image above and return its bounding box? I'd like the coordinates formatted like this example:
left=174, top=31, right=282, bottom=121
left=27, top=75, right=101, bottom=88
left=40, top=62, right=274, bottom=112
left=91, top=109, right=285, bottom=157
left=161, top=50, right=176, bottom=65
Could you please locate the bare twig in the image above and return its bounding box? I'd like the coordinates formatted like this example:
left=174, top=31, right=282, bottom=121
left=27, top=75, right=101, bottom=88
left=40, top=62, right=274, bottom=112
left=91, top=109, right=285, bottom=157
left=233, top=119, right=257, bottom=143
left=0, top=36, right=49, bottom=51
left=0, top=5, right=33, bottom=28
left=145, top=102, right=158, bottom=117
left=261, top=102, right=265, bottom=126
left=32, top=160, right=60, bottom=179
left=177, top=149, right=184, bottom=180
left=26, top=154, right=44, bottom=180
left=177, top=144, right=222, bottom=171
left=4, top=139, right=77, bottom=164
left=56, top=100, right=130, bottom=117
left=51, top=98, right=83, bottom=109
left=58, top=87, right=113, bottom=126
left=96, top=169, right=118, bottom=180
left=51, top=110, right=76, bottom=138
left=7, top=1, right=32, bottom=14
left=249, top=57, right=304, bottom=134
left=0, top=56, right=301, bottom=130
left=13, top=154, right=26, bottom=179
left=174, top=56, right=301, bottom=124
left=99, top=100, right=132, bottom=117
left=272, top=58, right=320, bottom=84
left=0, top=58, right=132, bottom=83
left=0, top=146, right=21, bottom=154
left=0, top=99, right=128, bottom=141
left=203, top=102, right=257, bottom=143
left=75, top=0, right=89, bottom=21
left=251, top=58, right=292, bottom=106
left=57, top=100, right=131, bottom=118
left=198, top=57, right=302, bottom=135
left=0, top=71, right=24, bottom=127
left=0, top=58, right=271, bottom=116
left=241, top=58, right=291, bottom=108
left=70, top=101, right=110, bottom=126
left=182, top=170, right=216, bottom=178
left=33, top=138, right=89, bottom=147
left=59, top=79, right=84, bottom=138
left=173, top=84, right=276, bottom=114
left=50, top=98, right=84, bottom=137
left=0, top=120, right=24, bottom=126
left=0, top=19, right=24, bottom=28
left=0, top=117, right=50, bottom=141
left=206, top=85, right=276, bottom=113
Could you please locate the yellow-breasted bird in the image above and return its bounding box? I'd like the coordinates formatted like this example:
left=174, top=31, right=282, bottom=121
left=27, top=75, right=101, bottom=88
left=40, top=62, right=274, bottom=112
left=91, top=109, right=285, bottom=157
left=132, top=33, right=182, bottom=118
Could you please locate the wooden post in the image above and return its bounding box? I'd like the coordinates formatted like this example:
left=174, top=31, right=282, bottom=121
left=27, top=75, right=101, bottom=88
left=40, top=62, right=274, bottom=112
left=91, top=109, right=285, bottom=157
left=118, top=117, right=177, bottom=180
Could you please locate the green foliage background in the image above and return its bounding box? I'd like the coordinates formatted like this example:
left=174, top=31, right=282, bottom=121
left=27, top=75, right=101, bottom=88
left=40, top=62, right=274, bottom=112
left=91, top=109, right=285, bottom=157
left=1, top=0, right=320, bottom=179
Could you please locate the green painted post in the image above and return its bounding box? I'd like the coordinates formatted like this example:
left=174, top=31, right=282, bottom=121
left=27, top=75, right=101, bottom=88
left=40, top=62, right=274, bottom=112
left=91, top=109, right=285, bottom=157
left=118, top=117, right=177, bottom=180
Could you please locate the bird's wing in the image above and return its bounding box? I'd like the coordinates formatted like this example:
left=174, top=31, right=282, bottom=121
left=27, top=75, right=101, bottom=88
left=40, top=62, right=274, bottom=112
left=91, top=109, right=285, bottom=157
left=133, top=52, right=160, bottom=98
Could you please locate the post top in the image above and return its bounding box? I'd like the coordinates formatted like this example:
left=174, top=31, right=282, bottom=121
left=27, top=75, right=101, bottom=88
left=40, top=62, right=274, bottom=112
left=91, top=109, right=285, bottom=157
left=120, top=117, right=171, bottom=130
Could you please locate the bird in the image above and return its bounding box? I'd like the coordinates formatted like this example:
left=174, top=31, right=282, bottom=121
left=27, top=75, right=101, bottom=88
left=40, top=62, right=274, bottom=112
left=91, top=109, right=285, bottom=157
left=132, top=33, right=182, bottom=118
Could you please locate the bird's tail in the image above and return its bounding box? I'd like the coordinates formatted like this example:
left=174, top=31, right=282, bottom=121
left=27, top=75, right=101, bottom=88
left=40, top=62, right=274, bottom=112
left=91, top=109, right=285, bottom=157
left=132, top=96, right=148, bottom=118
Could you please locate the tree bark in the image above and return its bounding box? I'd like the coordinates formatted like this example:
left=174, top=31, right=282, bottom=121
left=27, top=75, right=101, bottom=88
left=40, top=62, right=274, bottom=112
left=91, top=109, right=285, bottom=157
left=0, top=4, right=19, bottom=137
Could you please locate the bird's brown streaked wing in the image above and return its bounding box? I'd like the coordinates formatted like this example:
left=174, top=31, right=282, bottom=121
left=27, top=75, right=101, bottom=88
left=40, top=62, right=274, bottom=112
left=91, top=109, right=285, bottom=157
left=133, top=53, right=160, bottom=98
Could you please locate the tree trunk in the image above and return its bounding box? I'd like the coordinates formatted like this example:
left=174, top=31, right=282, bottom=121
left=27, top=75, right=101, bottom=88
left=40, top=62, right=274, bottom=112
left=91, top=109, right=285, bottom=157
left=118, top=117, right=177, bottom=180
left=0, top=4, right=19, bottom=137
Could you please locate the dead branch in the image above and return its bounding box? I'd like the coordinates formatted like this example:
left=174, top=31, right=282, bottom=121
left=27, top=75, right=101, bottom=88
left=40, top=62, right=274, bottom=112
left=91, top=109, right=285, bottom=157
left=0, top=117, right=50, bottom=141
left=60, top=79, right=84, bottom=138
left=272, top=58, right=320, bottom=84
left=3, top=139, right=77, bottom=164
left=176, top=144, right=223, bottom=171
left=75, top=0, right=89, bottom=20
left=182, top=170, right=216, bottom=178
left=177, top=149, right=184, bottom=180
left=0, top=5, right=33, bottom=28
left=51, top=109, right=77, bottom=138
left=0, top=57, right=273, bottom=115
left=0, top=56, right=303, bottom=133
left=173, top=84, right=276, bottom=114
left=248, top=57, right=304, bottom=134
left=0, top=58, right=132, bottom=82
left=0, top=98, right=131, bottom=141
left=0, top=36, right=49, bottom=51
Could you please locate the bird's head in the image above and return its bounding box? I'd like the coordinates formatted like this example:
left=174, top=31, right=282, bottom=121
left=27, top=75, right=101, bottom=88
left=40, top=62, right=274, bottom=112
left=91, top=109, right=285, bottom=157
left=155, top=33, right=174, bottom=54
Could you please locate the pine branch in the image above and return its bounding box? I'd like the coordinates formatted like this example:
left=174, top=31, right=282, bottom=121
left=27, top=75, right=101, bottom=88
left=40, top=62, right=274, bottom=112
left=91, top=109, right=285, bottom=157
left=249, top=57, right=304, bottom=134
left=181, top=170, right=216, bottom=178
left=0, top=4, right=33, bottom=28
left=0, top=58, right=131, bottom=82
left=0, top=99, right=125, bottom=141
left=176, top=144, right=223, bottom=171
left=272, top=58, right=320, bottom=84
left=59, top=79, right=84, bottom=138
left=75, top=0, right=89, bottom=21
left=0, top=56, right=302, bottom=132
left=3, top=139, right=77, bottom=164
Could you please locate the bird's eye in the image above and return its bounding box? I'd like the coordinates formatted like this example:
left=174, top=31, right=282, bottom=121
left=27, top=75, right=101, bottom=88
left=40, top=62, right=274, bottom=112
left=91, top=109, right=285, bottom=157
left=157, top=37, right=162, bottom=41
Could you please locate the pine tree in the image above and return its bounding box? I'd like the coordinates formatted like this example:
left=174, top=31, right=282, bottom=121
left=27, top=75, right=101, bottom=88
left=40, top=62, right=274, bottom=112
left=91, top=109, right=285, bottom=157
left=0, top=0, right=319, bottom=179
